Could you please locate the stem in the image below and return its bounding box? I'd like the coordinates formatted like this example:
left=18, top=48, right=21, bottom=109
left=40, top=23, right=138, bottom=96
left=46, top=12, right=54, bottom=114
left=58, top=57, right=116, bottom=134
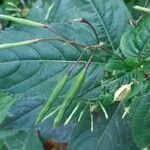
left=64, top=102, right=81, bottom=125
left=84, top=51, right=95, bottom=69
left=67, top=49, right=86, bottom=75
left=44, top=25, right=87, bottom=48
left=90, top=110, right=94, bottom=132
left=73, top=18, right=99, bottom=44
left=98, top=102, right=108, bottom=119
left=42, top=106, right=61, bottom=122
left=78, top=106, right=87, bottom=122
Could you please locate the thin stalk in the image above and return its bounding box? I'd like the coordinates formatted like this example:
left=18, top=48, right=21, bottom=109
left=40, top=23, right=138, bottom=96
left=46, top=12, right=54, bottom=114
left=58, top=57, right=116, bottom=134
left=42, top=106, right=61, bottom=122
left=78, top=106, right=87, bottom=122
left=90, top=111, right=94, bottom=132
left=98, top=101, right=108, bottom=119
left=73, top=18, right=99, bottom=44
left=64, top=102, right=81, bottom=125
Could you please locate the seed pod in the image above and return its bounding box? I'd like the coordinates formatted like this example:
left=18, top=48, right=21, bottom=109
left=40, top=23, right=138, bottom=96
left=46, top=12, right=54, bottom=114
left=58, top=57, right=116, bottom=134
left=0, top=14, right=44, bottom=27
left=133, top=5, right=150, bottom=13
left=113, top=84, right=132, bottom=102
left=36, top=74, right=68, bottom=124
left=0, top=38, right=47, bottom=50
left=54, top=68, right=86, bottom=127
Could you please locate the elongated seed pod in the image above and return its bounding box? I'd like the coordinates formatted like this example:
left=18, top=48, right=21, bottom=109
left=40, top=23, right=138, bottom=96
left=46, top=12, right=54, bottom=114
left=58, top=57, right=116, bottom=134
left=133, top=6, right=150, bottom=13
left=54, top=68, right=86, bottom=127
left=0, top=38, right=47, bottom=49
left=0, top=38, right=47, bottom=50
left=0, top=14, right=44, bottom=27
left=36, top=74, right=68, bottom=124
left=54, top=52, right=94, bottom=127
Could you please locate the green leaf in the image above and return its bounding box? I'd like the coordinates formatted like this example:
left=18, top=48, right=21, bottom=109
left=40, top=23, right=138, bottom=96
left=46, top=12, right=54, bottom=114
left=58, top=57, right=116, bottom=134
left=46, top=0, right=131, bottom=51
left=0, top=93, right=15, bottom=124
left=0, top=97, right=75, bottom=143
left=120, top=16, right=150, bottom=59
left=130, top=91, right=150, bottom=149
left=0, top=0, right=139, bottom=148
left=69, top=104, right=137, bottom=150
left=5, top=131, right=44, bottom=150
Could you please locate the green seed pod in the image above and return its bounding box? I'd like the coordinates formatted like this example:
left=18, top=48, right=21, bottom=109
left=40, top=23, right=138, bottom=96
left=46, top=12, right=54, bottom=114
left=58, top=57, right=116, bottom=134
left=54, top=68, right=86, bottom=127
left=0, top=38, right=46, bottom=50
left=0, top=14, right=44, bottom=27
left=133, top=6, right=150, bottom=13
left=36, top=74, right=68, bottom=124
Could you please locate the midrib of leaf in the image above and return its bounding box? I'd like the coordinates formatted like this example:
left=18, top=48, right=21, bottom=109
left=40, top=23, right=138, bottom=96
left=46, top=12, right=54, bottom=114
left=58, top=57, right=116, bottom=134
left=95, top=103, right=125, bottom=150
left=89, top=0, right=115, bottom=51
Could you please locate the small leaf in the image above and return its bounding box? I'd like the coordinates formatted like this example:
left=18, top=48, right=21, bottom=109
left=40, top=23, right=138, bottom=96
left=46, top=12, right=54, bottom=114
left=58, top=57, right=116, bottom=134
left=120, top=16, right=150, bottom=59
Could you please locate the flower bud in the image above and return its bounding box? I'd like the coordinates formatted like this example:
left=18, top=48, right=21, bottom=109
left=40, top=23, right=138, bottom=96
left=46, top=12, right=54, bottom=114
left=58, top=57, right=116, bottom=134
left=113, top=84, right=132, bottom=102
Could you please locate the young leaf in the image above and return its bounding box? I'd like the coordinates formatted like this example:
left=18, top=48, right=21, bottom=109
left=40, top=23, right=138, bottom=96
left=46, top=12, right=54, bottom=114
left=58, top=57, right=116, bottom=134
left=120, top=16, right=150, bottom=59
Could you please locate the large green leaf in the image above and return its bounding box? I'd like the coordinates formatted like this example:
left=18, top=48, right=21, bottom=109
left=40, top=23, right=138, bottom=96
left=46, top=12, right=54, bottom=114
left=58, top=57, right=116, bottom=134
left=69, top=104, right=137, bottom=150
left=120, top=16, right=150, bottom=59
left=0, top=0, right=135, bottom=147
left=130, top=91, right=150, bottom=149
